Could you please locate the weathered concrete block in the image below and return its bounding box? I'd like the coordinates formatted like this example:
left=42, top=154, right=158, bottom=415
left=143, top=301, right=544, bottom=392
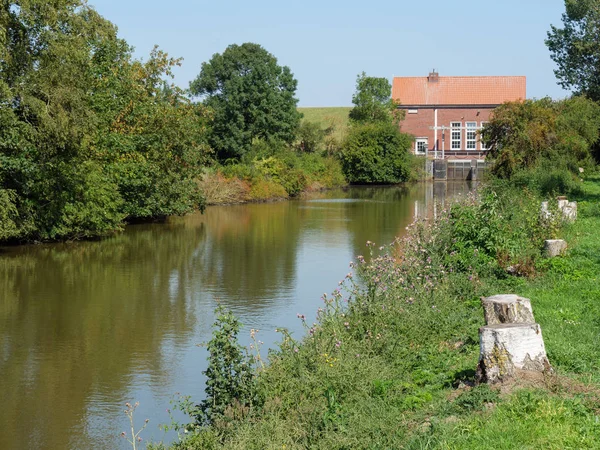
left=541, top=199, right=577, bottom=222
left=477, top=323, right=551, bottom=383
left=544, top=239, right=567, bottom=257
left=540, top=201, right=551, bottom=219
left=562, top=201, right=577, bottom=221
left=557, top=197, right=569, bottom=209
left=481, top=294, right=535, bottom=325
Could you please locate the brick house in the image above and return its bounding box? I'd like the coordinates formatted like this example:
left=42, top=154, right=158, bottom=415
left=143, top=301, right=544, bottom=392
left=392, top=72, right=526, bottom=159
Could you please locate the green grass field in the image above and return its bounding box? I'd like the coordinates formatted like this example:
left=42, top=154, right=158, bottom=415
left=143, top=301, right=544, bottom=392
left=298, top=107, right=352, bottom=142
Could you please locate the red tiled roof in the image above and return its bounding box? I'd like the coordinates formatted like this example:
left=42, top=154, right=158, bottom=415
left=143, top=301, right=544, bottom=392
left=392, top=75, right=526, bottom=106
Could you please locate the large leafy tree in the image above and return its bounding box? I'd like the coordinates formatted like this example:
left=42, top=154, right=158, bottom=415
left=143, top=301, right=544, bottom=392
left=0, top=1, right=210, bottom=241
left=348, top=72, right=401, bottom=124
left=190, top=43, right=301, bottom=161
left=546, top=0, right=600, bottom=101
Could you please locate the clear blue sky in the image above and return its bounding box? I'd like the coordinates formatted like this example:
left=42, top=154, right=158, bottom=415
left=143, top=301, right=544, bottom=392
left=91, top=0, right=571, bottom=106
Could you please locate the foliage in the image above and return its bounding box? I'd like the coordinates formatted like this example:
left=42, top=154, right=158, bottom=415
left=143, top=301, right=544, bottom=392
left=0, top=189, right=20, bottom=240
left=0, top=0, right=210, bottom=242
left=546, top=0, right=600, bottom=101
left=296, top=120, right=331, bottom=153
left=195, top=307, right=256, bottom=428
left=339, top=122, right=413, bottom=183
left=348, top=72, right=402, bottom=124
left=161, top=178, right=600, bottom=449
left=211, top=143, right=345, bottom=202
left=190, top=43, right=301, bottom=161
left=482, top=97, right=600, bottom=179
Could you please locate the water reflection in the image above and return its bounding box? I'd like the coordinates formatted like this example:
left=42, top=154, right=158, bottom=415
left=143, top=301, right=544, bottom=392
left=0, top=182, right=472, bottom=450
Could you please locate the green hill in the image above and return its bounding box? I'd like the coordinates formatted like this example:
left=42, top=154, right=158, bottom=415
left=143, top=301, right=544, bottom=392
left=298, top=107, right=352, bottom=142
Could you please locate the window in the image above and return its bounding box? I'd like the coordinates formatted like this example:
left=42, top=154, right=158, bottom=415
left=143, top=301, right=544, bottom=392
left=451, top=122, right=461, bottom=150
left=415, top=138, right=428, bottom=155
left=466, top=122, right=477, bottom=150
left=480, top=121, right=488, bottom=150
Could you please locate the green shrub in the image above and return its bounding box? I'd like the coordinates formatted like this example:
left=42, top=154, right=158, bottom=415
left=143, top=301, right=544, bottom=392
left=338, top=122, right=412, bottom=184
left=248, top=179, right=288, bottom=201
left=296, top=121, right=328, bottom=153
left=195, top=307, right=256, bottom=427
left=511, top=164, right=583, bottom=196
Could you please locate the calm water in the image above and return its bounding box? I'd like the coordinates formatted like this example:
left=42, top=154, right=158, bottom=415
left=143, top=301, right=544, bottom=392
left=0, top=183, right=471, bottom=450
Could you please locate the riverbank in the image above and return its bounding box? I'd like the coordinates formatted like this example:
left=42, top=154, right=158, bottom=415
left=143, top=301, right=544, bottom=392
left=158, top=176, right=600, bottom=449
left=198, top=152, right=347, bottom=205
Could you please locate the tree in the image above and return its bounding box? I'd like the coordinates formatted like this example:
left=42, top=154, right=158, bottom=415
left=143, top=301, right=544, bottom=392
left=0, top=1, right=210, bottom=241
left=482, top=97, right=600, bottom=178
left=546, top=0, right=600, bottom=101
left=338, top=122, right=413, bottom=183
left=296, top=121, right=331, bottom=153
left=190, top=43, right=302, bottom=161
left=348, top=72, right=402, bottom=124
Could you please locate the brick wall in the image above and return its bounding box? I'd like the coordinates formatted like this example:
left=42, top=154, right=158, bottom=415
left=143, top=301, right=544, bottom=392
left=399, top=107, right=494, bottom=155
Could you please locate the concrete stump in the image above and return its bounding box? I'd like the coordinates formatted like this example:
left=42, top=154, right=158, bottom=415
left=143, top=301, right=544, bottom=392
left=477, top=323, right=552, bottom=383
left=481, top=294, right=535, bottom=325
left=562, top=202, right=577, bottom=221
left=544, top=239, right=567, bottom=257
left=540, top=201, right=551, bottom=219
left=557, top=197, right=568, bottom=209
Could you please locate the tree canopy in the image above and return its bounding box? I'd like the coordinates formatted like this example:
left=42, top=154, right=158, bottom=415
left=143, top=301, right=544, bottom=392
left=482, top=96, right=600, bottom=178
left=546, top=0, right=600, bottom=101
left=348, top=72, right=401, bottom=124
left=190, top=43, right=302, bottom=161
left=339, top=122, right=413, bottom=184
left=0, top=0, right=210, bottom=241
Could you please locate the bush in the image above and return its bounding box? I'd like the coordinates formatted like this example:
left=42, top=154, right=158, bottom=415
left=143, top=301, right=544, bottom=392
left=248, top=179, right=288, bottom=201
left=338, top=122, right=412, bottom=184
left=484, top=96, right=600, bottom=179
left=296, top=121, right=328, bottom=153
left=195, top=307, right=256, bottom=427
left=511, top=164, right=584, bottom=197
left=197, top=171, right=250, bottom=205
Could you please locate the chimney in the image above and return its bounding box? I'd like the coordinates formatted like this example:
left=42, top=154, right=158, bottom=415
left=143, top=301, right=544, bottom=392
left=428, top=70, right=439, bottom=83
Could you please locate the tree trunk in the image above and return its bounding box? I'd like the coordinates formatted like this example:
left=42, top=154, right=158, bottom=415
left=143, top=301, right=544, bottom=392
left=481, top=294, right=535, bottom=326
left=476, top=323, right=552, bottom=383
left=544, top=239, right=567, bottom=257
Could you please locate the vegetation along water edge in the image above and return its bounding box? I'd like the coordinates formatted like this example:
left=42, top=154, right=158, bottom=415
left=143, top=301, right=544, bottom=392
left=147, top=173, right=600, bottom=449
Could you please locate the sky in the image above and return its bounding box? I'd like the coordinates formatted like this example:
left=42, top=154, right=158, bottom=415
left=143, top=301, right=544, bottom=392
left=91, top=0, right=571, bottom=107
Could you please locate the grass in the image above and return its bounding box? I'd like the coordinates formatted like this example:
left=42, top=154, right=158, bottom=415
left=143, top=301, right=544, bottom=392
left=158, top=176, right=600, bottom=450
left=298, top=107, right=352, bottom=142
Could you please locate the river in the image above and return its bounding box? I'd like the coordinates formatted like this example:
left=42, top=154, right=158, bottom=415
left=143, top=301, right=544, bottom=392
left=0, top=182, right=471, bottom=449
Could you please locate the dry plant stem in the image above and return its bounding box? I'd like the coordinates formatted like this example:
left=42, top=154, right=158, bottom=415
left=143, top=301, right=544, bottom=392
left=122, top=401, right=149, bottom=450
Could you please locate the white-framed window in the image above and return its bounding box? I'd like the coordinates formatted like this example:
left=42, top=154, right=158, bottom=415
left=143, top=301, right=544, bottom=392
left=451, top=122, right=461, bottom=150
left=466, top=122, right=477, bottom=150
left=480, top=121, right=488, bottom=150
left=415, top=138, right=428, bottom=155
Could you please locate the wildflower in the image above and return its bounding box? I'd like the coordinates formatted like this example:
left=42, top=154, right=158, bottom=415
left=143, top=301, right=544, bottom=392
left=335, top=340, right=342, bottom=348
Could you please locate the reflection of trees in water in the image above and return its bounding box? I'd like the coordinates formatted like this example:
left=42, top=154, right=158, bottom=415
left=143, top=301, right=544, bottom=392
left=0, top=222, right=204, bottom=450
left=0, top=183, right=475, bottom=450
left=188, top=202, right=302, bottom=311
left=319, top=183, right=473, bottom=260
